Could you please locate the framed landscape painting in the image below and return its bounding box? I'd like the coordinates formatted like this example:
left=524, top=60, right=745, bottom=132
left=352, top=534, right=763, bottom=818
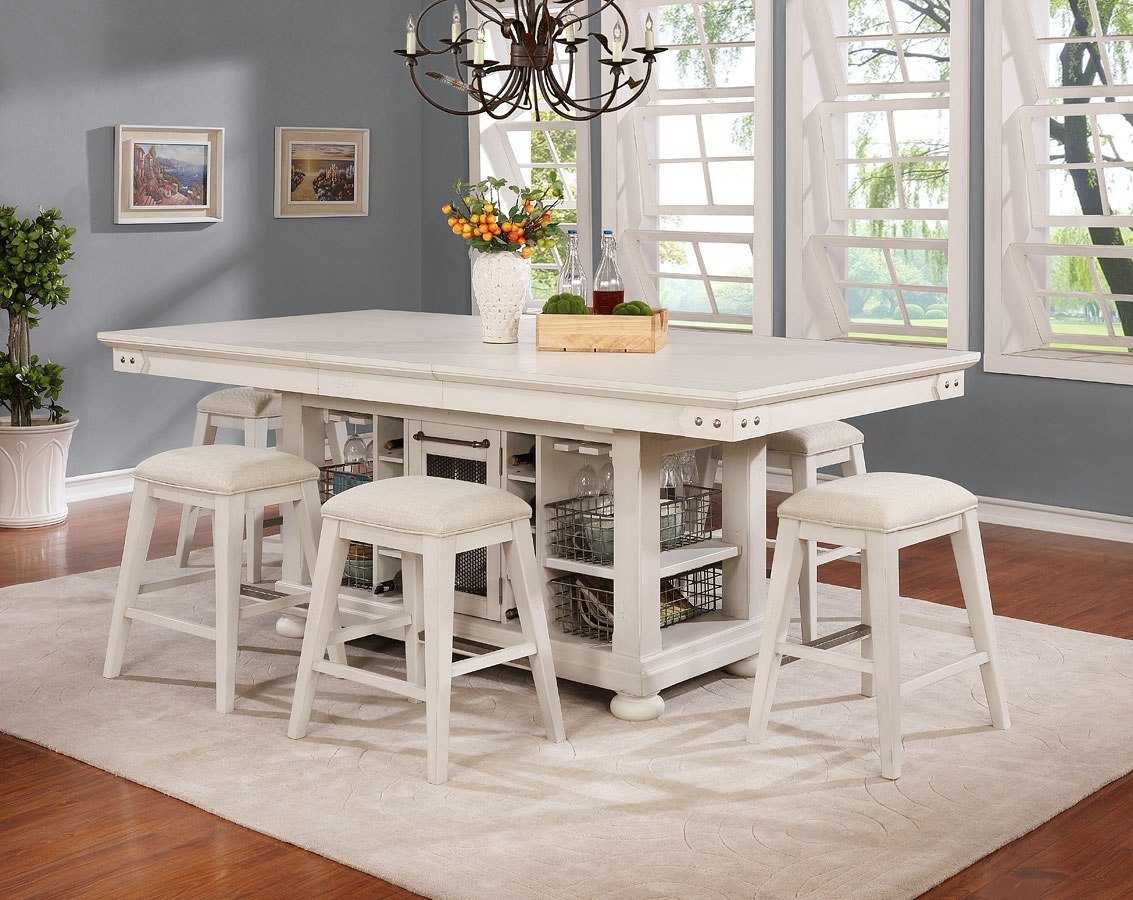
left=275, top=127, right=369, bottom=218
left=114, top=125, right=224, bottom=224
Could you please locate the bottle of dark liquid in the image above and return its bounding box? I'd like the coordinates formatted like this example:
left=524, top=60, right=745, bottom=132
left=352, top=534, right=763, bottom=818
left=373, top=569, right=403, bottom=595
left=593, top=230, right=625, bottom=315
left=383, top=437, right=404, bottom=452
left=508, top=448, right=536, bottom=467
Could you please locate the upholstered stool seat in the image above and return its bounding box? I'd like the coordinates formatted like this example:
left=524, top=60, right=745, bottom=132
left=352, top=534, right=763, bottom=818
left=105, top=445, right=331, bottom=714
left=748, top=472, right=1010, bottom=779
left=289, top=475, right=565, bottom=785
left=176, top=388, right=288, bottom=583
left=196, top=387, right=283, bottom=419
left=767, top=421, right=865, bottom=457
left=321, top=476, right=531, bottom=536
left=767, top=420, right=867, bottom=643
left=778, top=472, right=976, bottom=533
left=137, top=445, right=319, bottom=495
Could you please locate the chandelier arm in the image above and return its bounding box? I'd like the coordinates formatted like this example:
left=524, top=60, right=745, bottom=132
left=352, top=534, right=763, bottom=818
left=409, top=65, right=493, bottom=117
left=479, top=69, right=527, bottom=120
left=556, top=0, right=624, bottom=31
left=411, top=0, right=459, bottom=56
left=466, top=0, right=509, bottom=27
left=540, top=65, right=624, bottom=121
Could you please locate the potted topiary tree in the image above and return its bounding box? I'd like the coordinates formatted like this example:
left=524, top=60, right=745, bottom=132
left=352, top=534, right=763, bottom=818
left=0, top=206, right=78, bottom=527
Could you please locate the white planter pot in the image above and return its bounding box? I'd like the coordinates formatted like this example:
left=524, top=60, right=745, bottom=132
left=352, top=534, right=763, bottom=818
left=0, top=417, right=79, bottom=528
left=471, top=251, right=532, bottom=344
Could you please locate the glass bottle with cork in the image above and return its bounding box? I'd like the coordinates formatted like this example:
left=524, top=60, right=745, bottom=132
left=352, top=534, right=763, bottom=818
left=557, top=229, right=588, bottom=303
left=593, top=230, right=625, bottom=315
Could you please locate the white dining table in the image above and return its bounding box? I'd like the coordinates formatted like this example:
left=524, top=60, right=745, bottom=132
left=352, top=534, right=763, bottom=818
left=99, top=310, right=979, bottom=720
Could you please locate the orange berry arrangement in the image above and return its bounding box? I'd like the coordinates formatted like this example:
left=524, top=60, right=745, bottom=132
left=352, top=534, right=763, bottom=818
left=443, top=177, right=563, bottom=261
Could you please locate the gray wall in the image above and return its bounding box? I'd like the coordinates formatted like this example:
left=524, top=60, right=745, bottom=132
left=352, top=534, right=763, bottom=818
left=0, top=0, right=427, bottom=475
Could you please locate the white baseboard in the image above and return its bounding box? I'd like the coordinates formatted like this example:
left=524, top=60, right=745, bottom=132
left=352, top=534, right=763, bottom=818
left=767, top=470, right=1133, bottom=544
left=66, top=468, right=134, bottom=503
left=67, top=466, right=1133, bottom=545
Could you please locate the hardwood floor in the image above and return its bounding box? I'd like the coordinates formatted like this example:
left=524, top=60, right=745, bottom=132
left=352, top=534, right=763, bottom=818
left=1, top=493, right=1131, bottom=898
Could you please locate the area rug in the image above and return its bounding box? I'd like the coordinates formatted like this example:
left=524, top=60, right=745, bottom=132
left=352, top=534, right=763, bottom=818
left=2, top=556, right=1132, bottom=900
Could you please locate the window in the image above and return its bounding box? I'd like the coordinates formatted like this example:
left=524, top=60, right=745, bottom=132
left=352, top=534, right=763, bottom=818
left=602, top=0, right=774, bottom=332
left=986, top=0, right=1133, bottom=383
left=787, top=0, right=969, bottom=348
left=473, top=16, right=593, bottom=310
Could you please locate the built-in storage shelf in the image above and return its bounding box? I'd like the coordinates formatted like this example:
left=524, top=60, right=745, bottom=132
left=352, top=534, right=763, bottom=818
left=545, top=538, right=739, bottom=580
left=378, top=452, right=404, bottom=465
left=552, top=441, right=611, bottom=457
left=507, top=464, right=536, bottom=483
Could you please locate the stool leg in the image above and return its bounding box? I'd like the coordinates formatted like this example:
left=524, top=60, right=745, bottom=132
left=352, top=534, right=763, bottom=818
left=951, top=510, right=1011, bottom=730
left=291, top=481, right=347, bottom=666
left=402, top=551, right=425, bottom=699
left=288, top=520, right=350, bottom=739
left=747, top=518, right=805, bottom=742
left=423, top=537, right=458, bottom=785
left=213, top=494, right=245, bottom=714
left=103, top=482, right=159, bottom=678
left=790, top=456, right=820, bottom=643
left=865, top=531, right=903, bottom=780
left=859, top=554, right=875, bottom=698
left=844, top=443, right=866, bottom=477
left=176, top=412, right=215, bottom=567
left=243, top=418, right=271, bottom=583
left=504, top=520, right=565, bottom=743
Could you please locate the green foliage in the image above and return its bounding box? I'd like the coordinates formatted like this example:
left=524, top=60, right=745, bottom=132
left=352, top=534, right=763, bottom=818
left=0, top=205, right=75, bottom=425
left=612, top=301, right=655, bottom=316
left=542, top=293, right=589, bottom=315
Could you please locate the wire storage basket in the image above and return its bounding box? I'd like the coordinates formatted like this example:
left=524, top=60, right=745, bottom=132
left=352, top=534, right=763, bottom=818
left=544, top=486, right=719, bottom=565
left=552, top=563, right=722, bottom=643
left=319, top=462, right=375, bottom=590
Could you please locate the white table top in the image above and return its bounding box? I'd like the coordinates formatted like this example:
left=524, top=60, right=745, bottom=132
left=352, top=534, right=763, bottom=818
left=99, top=310, right=979, bottom=410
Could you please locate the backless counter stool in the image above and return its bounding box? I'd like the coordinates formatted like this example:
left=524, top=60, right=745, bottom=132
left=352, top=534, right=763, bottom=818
left=176, top=388, right=284, bottom=583
left=747, top=472, right=1010, bottom=779
left=768, top=421, right=867, bottom=643
left=104, top=444, right=336, bottom=713
left=288, top=475, right=566, bottom=785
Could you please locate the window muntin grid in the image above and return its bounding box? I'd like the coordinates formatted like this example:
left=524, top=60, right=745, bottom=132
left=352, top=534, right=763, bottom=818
left=1024, top=0, right=1133, bottom=97
left=1010, top=243, right=1133, bottom=349
left=1020, top=103, right=1133, bottom=225
left=820, top=98, right=951, bottom=219
left=817, top=0, right=953, bottom=94
left=654, top=0, right=757, bottom=96
left=633, top=102, right=755, bottom=215
left=624, top=229, right=754, bottom=323
left=814, top=235, right=949, bottom=340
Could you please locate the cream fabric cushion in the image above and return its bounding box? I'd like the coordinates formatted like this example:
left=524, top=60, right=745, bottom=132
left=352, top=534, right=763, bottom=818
left=322, top=476, right=531, bottom=537
left=778, top=472, right=977, bottom=533
left=767, top=421, right=865, bottom=456
left=134, top=445, right=319, bottom=495
left=197, top=387, right=282, bottom=419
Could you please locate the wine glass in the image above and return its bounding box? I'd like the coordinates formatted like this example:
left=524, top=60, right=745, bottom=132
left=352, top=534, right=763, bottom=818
left=598, top=461, right=615, bottom=496
left=343, top=434, right=370, bottom=465
left=660, top=454, right=682, bottom=500
left=573, top=463, right=599, bottom=498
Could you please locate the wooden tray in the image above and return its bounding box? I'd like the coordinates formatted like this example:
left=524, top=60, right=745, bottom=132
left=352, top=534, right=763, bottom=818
left=535, top=308, right=669, bottom=353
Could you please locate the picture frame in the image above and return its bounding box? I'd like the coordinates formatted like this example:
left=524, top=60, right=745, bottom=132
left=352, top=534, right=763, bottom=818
left=114, top=125, right=224, bottom=224
left=274, top=127, right=369, bottom=218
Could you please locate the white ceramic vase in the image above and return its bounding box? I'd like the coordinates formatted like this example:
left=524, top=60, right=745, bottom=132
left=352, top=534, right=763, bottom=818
left=0, top=417, right=78, bottom=528
left=471, top=251, right=532, bottom=344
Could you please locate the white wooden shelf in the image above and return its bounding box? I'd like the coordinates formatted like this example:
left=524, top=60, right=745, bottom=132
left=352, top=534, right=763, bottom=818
left=378, top=452, right=404, bottom=465
left=545, top=538, right=740, bottom=580
left=507, top=464, right=536, bottom=483
left=552, top=441, right=611, bottom=457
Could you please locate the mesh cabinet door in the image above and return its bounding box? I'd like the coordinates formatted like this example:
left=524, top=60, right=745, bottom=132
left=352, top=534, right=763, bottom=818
left=406, top=421, right=505, bottom=621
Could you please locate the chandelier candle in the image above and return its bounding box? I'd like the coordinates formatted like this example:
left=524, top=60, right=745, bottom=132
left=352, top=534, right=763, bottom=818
left=394, top=0, right=667, bottom=121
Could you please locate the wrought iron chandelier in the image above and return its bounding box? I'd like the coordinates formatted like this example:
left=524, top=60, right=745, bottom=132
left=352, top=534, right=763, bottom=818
left=394, top=2, right=666, bottom=122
